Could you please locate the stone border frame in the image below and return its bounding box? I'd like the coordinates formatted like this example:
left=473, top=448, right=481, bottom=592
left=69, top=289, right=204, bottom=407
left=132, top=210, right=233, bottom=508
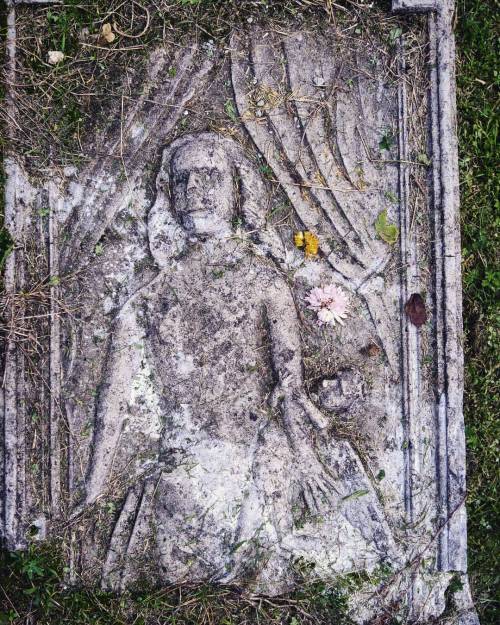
left=393, top=0, right=467, bottom=575
left=2, top=0, right=65, bottom=549
left=393, top=2, right=478, bottom=620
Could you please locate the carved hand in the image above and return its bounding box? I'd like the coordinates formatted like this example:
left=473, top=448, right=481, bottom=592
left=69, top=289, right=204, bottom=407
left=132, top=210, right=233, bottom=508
left=269, top=389, right=339, bottom=514
left=270, top=385, right=329, bottom=431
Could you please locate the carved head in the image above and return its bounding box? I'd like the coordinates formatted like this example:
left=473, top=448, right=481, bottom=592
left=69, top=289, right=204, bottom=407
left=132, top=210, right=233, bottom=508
left=148, top=132, right=281, bottom=268
left=169, top=139, right=234, bottom=237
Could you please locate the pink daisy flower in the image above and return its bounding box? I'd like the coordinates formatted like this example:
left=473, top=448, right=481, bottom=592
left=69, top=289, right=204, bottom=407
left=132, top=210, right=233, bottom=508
left=306, top=284, right=350, bottom=326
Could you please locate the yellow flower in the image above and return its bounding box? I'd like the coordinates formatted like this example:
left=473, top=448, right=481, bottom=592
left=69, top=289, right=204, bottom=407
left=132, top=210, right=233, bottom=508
left=294, top=231, right=319, bottom=258
left=294, top=231, right=305, bottom=248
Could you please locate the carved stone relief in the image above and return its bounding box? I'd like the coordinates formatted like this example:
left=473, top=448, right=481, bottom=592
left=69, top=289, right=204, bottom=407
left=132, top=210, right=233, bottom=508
left=1, top=2, right=478, bottom=623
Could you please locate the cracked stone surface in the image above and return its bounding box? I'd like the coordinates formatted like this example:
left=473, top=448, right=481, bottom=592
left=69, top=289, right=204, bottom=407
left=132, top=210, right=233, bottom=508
left=1, top=1, right=478, bottom=623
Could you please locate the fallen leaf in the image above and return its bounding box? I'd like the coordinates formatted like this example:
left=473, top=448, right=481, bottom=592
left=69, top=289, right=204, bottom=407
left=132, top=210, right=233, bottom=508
left=417, top=152, right=432, bottom=166
left=379, top=131, right=394, bottom=151
left=361, top=342, right=381, bottom=357
left=224, top=99, right=238, bottom=122
left=101, top=22, right=116, bottom=43
left=405, top=293, right=428, bottom=327
left=375, top=209, right=399, bottom=245
left=389, top=27, right=403, bottom=44
left=342, top=489, right=369, bottom=501
left=47, top=50, right=64, bottom=65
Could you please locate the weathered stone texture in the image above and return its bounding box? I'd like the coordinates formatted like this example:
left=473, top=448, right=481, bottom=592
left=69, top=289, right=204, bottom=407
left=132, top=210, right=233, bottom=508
left=1, top=1, right=478, bottom=623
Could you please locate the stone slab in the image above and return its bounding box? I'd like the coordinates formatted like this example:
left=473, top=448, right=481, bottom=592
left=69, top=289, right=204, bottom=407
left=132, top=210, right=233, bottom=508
left=1, top=1, right=478, bottom=622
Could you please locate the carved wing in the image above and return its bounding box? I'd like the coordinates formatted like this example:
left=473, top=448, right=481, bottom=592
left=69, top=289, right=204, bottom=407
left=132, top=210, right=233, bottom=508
left=231, top=29, right=400, bottom=369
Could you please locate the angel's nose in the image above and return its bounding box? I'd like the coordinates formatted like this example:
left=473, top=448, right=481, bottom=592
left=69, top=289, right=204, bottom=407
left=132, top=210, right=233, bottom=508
left=186, top=172, right=202, bottom=192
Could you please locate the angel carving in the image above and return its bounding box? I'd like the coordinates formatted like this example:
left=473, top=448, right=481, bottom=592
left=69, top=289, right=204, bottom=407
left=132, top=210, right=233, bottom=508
left=79, top=133, right=398, bottom=591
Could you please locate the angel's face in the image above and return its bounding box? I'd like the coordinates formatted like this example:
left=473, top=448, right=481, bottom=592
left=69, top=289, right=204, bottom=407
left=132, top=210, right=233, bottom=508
left=171, top=144, right=234, bottom=237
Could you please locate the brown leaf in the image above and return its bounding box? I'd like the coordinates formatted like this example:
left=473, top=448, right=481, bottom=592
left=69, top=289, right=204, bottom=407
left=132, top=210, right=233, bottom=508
left=405, top=293, right=428, bottom=327
left=360, top=341, right=381, bottom=357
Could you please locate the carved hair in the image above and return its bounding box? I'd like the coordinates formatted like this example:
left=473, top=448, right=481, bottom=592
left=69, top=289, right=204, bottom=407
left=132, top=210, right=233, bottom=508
left=147, top=132, right=284, bottom=266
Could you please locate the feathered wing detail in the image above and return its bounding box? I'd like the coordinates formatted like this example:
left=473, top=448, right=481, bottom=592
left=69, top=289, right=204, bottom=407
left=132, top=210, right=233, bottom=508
left=231, top=29, right=400, bottom=370
left=60, top=46, right=215, bottom=273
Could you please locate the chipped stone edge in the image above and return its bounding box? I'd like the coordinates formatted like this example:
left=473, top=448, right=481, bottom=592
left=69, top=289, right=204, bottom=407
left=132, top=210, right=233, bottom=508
left=393, top=1, right=478, bottom=623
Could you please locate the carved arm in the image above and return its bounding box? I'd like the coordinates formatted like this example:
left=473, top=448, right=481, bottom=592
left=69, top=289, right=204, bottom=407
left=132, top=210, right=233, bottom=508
left=264, top=278, right=329, bottom=432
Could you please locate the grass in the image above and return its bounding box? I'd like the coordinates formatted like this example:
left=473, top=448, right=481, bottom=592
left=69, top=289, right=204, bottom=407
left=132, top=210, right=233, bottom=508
left=0, top=543, right=357, bottom=625
left=0, top=0, right=498, bottom=623
left=456, top=1, right=500, bottom=623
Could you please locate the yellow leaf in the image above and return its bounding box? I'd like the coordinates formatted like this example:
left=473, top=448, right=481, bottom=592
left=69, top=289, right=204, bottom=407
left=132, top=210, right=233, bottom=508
left=304, top=231, right=319, bottom=257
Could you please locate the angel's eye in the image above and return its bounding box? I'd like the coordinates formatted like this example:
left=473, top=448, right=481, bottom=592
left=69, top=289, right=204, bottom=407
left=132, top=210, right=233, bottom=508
left=173, top=172, right=189, bottom=187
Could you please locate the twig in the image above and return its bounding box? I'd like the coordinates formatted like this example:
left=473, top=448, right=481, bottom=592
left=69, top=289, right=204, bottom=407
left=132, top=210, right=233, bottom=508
left=113, top=1, right=151, bottom=39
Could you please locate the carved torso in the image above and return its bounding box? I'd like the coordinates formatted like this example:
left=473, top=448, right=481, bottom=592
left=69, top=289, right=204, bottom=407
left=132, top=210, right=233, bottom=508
left=135, top=249, right=277, bottom=445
